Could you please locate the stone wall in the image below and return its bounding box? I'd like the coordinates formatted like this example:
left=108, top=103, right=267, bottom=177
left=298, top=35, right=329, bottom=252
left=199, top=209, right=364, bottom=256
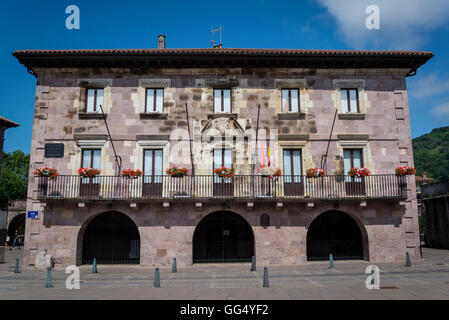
left=30, top=200, right=408, bottom=267
left=23, top=66, right=420, bottom=266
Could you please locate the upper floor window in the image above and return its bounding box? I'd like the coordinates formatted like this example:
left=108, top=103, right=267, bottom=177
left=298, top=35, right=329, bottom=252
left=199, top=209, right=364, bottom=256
left=86, top=88, right=104, bottom=113
left=214, top=89, right=231, bottom=113
left=340, top=89, right=359, bottom=113
left=283, top=149, right=302, bottom=182
left=213, top=148, right=233, bottom=183
left=343, top=148, right=363, bottom=173
left=281, top=89, right=299, bottom=113
left=146, top=88, right=164, bottom=113
left=82, top=149, right=101, bottom=169
left=81, top=149, right=101, bottom=185
left=143, top=149, right=163, bottom=181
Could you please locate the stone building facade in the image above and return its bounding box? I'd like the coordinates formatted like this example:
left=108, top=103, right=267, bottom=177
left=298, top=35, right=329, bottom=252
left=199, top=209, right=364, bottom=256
left=14, top=42, right=432, bottom=267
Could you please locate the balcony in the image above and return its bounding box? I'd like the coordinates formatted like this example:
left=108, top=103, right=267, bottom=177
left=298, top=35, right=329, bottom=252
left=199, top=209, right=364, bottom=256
left=35, top=174, right=408, bottom=201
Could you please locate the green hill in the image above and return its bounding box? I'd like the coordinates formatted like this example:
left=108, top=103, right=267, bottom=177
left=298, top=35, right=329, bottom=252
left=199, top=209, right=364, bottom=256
left=413, top=126, right=449, bottom=182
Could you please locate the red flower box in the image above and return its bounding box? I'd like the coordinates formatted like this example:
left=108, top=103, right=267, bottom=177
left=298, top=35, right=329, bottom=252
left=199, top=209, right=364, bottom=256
left=214, top=166, right=235, bottom=178
left=166, top=167, right=189, bottom=177
left=78, top=167, right=101, bottom=178
left=347, top=167, right=371, bottom=177
left=121, top=169, right=142, bottom=179
left=306, top=168, right=325, bottom=178
left=33, top=167, right=59, bottom=180
left=395, top=166, right=416, bottom=176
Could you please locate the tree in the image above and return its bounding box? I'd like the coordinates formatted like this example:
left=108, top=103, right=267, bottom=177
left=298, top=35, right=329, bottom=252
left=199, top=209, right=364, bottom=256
left=413, top=126, right=449, bottom=182
left=0, top=150, right=29, bottom=209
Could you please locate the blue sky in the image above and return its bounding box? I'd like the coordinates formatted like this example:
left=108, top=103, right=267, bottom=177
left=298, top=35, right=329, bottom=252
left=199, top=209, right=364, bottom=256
left=1, top=0, right=448, bottom=153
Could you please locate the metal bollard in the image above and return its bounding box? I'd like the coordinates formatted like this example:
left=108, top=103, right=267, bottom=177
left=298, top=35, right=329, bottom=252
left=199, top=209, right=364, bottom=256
left=251, top=256, right=256, bottom=271
left=263, top=267, right=269, bottom=288
left=172, top=258, right=177, bottom=273
left=405, top=252, right=411, bottom=267
left=329, top=254, right=335, bottom=269
left=45, top=267, right=53, bottom=288
left=14, top=258, right=20, bottom=273
left=154, top=267, right=161, bottom=288
left=92, top=258, right=98, bottom=273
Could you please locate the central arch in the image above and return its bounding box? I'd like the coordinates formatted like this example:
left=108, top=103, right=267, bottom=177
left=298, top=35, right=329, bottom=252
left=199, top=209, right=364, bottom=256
left=81, top=211, right=140, bottom=264
left=193, top=211, right=255, bottom=263
left=307, top=210, right=367, bottom=261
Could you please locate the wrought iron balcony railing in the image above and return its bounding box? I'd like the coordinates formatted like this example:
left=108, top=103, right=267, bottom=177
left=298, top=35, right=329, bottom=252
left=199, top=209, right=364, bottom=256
left=35, top=174, right=408, bottom=201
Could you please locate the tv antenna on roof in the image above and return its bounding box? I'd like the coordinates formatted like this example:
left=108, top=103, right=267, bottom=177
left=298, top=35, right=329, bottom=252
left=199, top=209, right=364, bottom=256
left=211, top=26, right=223, bottom=48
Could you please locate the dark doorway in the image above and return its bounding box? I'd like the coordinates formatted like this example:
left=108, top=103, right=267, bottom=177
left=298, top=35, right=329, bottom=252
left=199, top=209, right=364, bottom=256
left=82, top=211, right=140, bottom=264
left=193, top=211, right=254, bottom=263
left=307, top=211, right=364, bottom=261
left=8, top=213, right=25, bottom=247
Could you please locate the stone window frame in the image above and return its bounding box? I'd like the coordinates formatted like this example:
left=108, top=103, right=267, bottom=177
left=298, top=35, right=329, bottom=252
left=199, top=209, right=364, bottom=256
left=209, top=140, right=235, bottom=172
left=136, top=79, right=171, bottom=116
left=333, top=79, right=367, bottom=118
left=75, top=139, right=108, bottom=175
left=277, top=140, right=308, bottom=177
left=274, top=79, right=308, bottom=117
left=337, top=139, right=372, bottom=174
left=136, top=140, right=170, bottom=175
left=204, top=78, right=239, bottom=116
left=76, top=79, right=113, bottom=116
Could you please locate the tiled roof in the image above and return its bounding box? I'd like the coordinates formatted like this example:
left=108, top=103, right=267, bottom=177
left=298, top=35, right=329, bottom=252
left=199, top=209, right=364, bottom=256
left=0, top=116, right=20, bottom=128
left=13, top=48, right=433, bottom=57
left=13, top=47, right=433, bottom=76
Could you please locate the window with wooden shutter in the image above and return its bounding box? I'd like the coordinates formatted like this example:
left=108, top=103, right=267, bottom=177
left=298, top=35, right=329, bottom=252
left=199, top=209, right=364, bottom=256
left=145, top=89, right=164, bottom=113
left=214, top=89, right=231, bottom=113
left=281, top=89, right=299, bottom=112
left=340, top=89, right=359, bottom=113
left=86, top=89, right=104, bottom=113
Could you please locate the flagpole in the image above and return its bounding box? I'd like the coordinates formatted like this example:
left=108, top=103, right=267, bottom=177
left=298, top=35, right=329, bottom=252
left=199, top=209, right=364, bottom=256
left=252, top=105, right=261, bottom=197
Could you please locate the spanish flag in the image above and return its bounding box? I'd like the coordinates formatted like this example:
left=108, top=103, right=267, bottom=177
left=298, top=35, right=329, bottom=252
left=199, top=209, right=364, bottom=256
left=267, top=142, right=271, bottom=167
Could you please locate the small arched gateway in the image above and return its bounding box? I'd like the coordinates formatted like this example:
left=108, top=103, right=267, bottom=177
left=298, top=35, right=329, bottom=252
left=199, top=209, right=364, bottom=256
left=80, top=211, right=140, bottom=264
left=307, top=210, right=368, bottom=261
left=8, top=213, right=25, bottom=245
left=193, top=211, right=254, bottom=263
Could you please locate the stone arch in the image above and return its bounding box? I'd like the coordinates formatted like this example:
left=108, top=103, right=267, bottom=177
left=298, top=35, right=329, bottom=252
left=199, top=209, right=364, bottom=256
left=306, top=209, right=369, bottom=261
left=76, top=210, right=141, bottom=265
left=7, top=213, right=25, bottom=243
left=192, top=210, right=255, bottom=263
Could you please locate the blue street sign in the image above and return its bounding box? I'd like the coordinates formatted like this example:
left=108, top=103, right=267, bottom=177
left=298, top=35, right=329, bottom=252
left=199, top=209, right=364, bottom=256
left=27, top=211, right=39, bottom=219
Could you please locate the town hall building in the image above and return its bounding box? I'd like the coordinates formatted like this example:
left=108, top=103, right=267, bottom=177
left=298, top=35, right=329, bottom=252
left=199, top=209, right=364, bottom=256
left=14, top=36, right=432, bottom=267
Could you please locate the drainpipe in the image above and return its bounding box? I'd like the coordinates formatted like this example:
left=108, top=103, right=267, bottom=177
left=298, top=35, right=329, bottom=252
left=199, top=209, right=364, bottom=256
left=320, top=108, right=338, bottom=171
left=98, top=105, right=122, bottom=175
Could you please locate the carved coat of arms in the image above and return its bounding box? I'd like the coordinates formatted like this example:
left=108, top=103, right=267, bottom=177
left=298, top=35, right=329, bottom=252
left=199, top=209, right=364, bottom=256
left=212, top=117, right=230, bottom=135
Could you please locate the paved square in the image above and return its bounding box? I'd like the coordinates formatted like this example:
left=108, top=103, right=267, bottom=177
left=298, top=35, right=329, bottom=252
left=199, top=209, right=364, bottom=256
left=1, top=248, right=449, bottom=300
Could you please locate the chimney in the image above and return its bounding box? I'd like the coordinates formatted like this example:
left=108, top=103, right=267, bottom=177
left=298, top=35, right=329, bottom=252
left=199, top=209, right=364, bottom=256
left=158, top=35, right=166, bottom=49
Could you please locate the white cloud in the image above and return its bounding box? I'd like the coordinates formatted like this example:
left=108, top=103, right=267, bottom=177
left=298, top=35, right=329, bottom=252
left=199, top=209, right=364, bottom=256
left=315, top=0, right=449, bottom=49
left=431, top=102, right=449, bottom=121
left=410, top=72, right=449, bottom=99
